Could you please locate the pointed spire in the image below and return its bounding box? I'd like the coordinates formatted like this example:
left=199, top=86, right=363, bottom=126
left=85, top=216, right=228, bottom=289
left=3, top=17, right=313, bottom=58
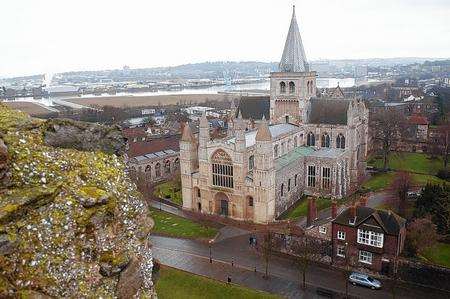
left=237, top=109, right=243, bottom=119
left=279, top=5, right=309, bottom=72
left=181, top=122, right=194, bottom=142
left=256, top=116, right=272, bottom=141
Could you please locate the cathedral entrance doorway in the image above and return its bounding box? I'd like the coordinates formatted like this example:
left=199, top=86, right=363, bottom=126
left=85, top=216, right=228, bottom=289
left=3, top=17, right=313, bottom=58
left=220, top=200, right=228, bottom=216
left=214, top=192, right=229, bottom=217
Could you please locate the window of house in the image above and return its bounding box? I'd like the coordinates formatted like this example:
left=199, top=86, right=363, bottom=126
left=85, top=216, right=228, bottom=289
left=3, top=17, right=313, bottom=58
left=289, top=81, right=295, bottom=94
left=319, top=226, right=327, bottom=234
left=357, top=229, right=384, bottom=248
left=336, top=133, right=345, bottom=149
left=307, top=132, right=315, bottom=146
left=337, top=231, right=346, bottom=240
left=322, top=167, right=331, bottom=189
left=337, top=245, right=345, bottom=257
left=248, top=155, right=254, bottom=171
left=307, top=165, right=316, bottom=187
left=212, top=150, right=234, bottom=188
left=280, top=82, right=286, bottom=93
left=359, top=250, right=373, bottom=264
left=321, top=133, right=330, bottom=148
left=281, top=183, right=284, bottom=196
left=288, top=179, right=291, bottom=192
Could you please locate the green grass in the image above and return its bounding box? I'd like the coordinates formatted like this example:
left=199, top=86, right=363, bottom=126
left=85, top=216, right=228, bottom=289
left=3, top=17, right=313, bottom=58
left=422, top=243, right=450, bottom=268
left=363, top=171, right=396, bottom=191
left=154, top=180, right=182, bottom=205
left=281, top=197, right=344, bottom=220
left=368, top=152, right=444, bottom=175
left=362, top=171, right=447, bottom=192
left=149, top=207, right=217, bottom=239
left=156, top=266, right=281, bottom=299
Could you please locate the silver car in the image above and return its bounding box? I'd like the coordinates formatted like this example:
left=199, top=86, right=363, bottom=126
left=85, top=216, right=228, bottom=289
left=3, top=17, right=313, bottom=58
left=349, top=272, right=382, bottom=290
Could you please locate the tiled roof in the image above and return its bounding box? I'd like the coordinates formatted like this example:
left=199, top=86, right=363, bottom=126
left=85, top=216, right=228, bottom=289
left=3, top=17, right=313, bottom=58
left=236, top=96, right=270, bottom=120
left=408, top=115, right=429, bottom=125
left=127, top=134, right=180, bottom=158
left=308, top=98, right=349, bottom=125
left=333, top=206, right=406, bottom=235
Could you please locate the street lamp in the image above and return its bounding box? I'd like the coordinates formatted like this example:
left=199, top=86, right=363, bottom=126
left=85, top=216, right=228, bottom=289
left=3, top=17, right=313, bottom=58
left=209, top=239, right=213, bottom=263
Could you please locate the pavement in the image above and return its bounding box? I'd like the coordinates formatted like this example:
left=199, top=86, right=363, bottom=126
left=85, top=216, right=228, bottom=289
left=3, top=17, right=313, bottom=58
left=150, top=234, right=449, bottom=299
left=149, top=192, right=449, bottom=299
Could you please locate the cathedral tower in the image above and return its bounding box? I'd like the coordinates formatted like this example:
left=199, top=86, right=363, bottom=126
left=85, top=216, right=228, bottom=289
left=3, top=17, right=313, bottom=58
left=180, top=123, right=197, bottom=210
left=270, top=5, right=317, bottom=124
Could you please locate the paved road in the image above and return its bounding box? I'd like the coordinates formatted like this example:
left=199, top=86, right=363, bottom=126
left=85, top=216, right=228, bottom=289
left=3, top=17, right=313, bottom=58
left=150, top=234, right=448, bottom=299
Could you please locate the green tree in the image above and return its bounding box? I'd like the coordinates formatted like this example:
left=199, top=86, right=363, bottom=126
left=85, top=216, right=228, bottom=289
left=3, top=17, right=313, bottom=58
left=415, top=184, right=450, bottom=234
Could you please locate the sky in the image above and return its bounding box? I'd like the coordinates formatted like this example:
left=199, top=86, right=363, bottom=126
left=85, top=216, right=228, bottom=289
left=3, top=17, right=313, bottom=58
left=1, top=0, right=449, bottom=77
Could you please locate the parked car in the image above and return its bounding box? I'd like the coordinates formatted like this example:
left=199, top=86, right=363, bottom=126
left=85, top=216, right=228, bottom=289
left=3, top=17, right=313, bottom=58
left=349, top=272, right=382, bottom=290
left=407, top=190, right=421, bottom=201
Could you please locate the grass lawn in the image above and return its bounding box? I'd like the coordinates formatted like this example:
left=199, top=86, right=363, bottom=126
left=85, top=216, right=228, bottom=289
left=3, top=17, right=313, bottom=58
left=422, top=243, right=450, bottom=268
left=281, top=197, right=344, bottom=220
left=149, top=207, right=217, bottom=239
left=362, top=171, right=447, bottom=192
left=368, top=152, right=444, bottom=175
left=153, top=180, right=182, bottom=205
left=363, top=171, right=396, bottom=191
left=155, top=266, right=281, bottom=299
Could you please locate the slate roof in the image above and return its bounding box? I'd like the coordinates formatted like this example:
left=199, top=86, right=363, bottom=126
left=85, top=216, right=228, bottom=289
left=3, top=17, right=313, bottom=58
left=236, top=96, right=270, bottom=120
left=127, top=134, right=180, bottom=158
left=308, top=98, right=350, bottom=125
left=333, top=206, right=406, bottom=235
left=279, top=5, right=309, bottom=72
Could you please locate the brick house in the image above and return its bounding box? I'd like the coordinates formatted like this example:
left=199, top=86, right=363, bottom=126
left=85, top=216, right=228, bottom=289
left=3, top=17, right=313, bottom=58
left=332, top=206, right=406, bottom=274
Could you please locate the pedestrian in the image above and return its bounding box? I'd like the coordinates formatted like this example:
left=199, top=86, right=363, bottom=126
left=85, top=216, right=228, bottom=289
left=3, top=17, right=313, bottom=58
left=227, top=276, right=231, bottom=284
left=231, top=259, right=234, bottom=267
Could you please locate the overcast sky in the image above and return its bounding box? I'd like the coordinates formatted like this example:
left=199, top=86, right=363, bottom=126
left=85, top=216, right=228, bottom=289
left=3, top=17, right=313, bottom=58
left=1, top=0, right=449, bottom=77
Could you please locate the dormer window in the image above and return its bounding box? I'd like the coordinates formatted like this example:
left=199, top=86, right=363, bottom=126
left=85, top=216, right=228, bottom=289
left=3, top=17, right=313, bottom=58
left=349, top=217, right=356, bottom=225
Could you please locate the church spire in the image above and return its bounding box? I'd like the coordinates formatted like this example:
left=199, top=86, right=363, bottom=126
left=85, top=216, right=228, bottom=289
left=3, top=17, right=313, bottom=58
left=279, top=5, right=309, bottom=72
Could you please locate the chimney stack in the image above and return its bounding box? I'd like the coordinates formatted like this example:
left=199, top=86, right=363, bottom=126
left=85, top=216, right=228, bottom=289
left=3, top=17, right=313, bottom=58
left=331, top=200, right=338, bottom=219
left=359, top=195, right=368, bottom=207
left=307, top=197, right=317, bottom=227
left=349, top=203, right=357, bottom=220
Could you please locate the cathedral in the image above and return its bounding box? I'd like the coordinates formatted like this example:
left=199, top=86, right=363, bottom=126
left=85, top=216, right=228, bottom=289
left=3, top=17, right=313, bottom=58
left=180, top=6, right=369, bottom=223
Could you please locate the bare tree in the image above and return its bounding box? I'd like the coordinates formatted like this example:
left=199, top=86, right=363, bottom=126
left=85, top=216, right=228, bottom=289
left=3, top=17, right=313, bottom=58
left=437, top=121, right=450, bottom=168
left=372, top=109, right=406, bottom=170
left=391, top=171, right=411, bottom=217
left=261, top=229, right=274, bottom=279
left=290, top=235, right=321, bottom=290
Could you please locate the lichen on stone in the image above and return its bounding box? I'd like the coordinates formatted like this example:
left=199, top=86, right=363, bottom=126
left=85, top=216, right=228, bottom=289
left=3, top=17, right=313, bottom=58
left=0, top=103, right=155, bottom=298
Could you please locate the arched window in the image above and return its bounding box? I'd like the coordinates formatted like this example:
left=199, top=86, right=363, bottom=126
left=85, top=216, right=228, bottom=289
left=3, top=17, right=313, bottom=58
left=274, top=145, right=279, bottom=157
left=321, top=133, right=330, bottom=148
left=174, top=158, right=180, bottom=171
left=307, top=81, right=310, bottom=94
left=145, top=165, right=151, bottom=172
left=288, top=179, right=291, bottom=192
left=280, top=82, right=286, bottom=93
left=281, top=183, right=284, bottom=197
left=248, top=197, right=254, bottom=207
left=294, top=174, right=298, bottom=186
left=289, top=81, right=295, bottom=94
left=307, top=132, right=315, bottom=146
left=294, top=136, right=298, bottom=147
left=155, top=163, right=161, bottom=178
left=248, top=155, right=254, bottom=171
left=281, top=142, right=286, bottom=155
left=336, top=133, right=345, bottom=149
left=164, top=160, right=171, bottom=174
left=212, top=150, right=234, bottom=188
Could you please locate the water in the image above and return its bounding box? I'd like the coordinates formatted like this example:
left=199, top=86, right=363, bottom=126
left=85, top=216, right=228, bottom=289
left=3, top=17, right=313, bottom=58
left=6, top=78, right=356, bottom=108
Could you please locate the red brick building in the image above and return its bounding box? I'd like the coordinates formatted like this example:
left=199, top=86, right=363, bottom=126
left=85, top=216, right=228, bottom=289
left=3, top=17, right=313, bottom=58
left=332, top=206, right=406, bottom=274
